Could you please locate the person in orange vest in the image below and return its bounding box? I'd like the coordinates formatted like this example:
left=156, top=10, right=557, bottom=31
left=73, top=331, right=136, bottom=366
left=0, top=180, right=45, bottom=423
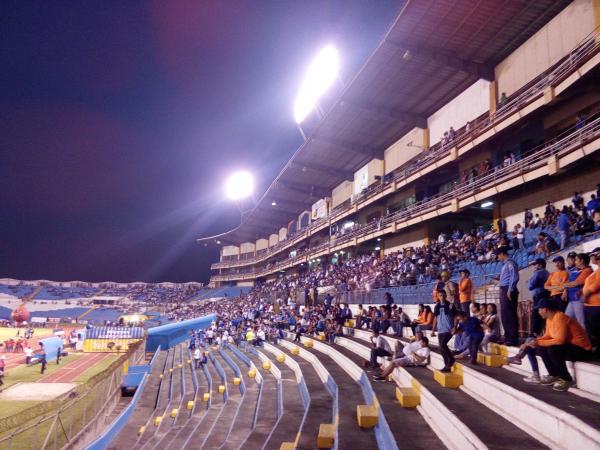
left=582, top=247, right=600, bottom=353
left=509, top=298, right=592, bottom=391
left=458, top=269, right=473, bottom=315
left=544, top=256, right=569, bottom=311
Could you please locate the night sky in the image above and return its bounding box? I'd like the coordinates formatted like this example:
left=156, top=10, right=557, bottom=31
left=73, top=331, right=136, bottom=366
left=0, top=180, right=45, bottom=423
left=0, top=1, right=403, bottom=283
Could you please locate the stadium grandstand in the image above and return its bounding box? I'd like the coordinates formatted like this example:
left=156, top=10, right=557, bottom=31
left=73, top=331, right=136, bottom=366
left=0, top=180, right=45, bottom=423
left=5, top=2, right=600, bottom=450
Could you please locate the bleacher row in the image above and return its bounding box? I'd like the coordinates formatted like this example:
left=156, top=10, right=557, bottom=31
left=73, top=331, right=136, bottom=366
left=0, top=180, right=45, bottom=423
left=96, top=322, right=600, bottom=450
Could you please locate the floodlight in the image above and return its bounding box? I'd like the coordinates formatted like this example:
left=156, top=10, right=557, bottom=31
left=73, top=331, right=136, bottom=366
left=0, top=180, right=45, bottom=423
left=294, top=45, right=340, bottom=124
left=225, top=171, right=254, bottom=200
left=481, top=201, right=494, bottom=208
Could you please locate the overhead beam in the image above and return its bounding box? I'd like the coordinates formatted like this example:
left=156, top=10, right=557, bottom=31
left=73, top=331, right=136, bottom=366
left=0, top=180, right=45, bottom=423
left=289, top=161, right=354, bottom=180
left=341, top=99, right=428, bottom=129
left=385, top=40, right=495, bottom=81
left=311, top=135, right=383, bottom=158
left=277, top=180, right=331, bottom=198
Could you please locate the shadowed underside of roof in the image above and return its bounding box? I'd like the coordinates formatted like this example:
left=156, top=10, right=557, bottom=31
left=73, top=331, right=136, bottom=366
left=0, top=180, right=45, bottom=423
left=212, top=0, right=572, bottom=245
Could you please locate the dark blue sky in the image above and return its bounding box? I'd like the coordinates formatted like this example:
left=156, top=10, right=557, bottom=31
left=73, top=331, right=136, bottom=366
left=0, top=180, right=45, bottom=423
left=0, top=0, right=403, bottom=283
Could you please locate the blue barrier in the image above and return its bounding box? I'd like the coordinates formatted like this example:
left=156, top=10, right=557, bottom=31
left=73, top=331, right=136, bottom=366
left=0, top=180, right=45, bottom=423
left=202, top=363, right=212, bottom=408
left=219, top=348, right=245, bottom=395
left=122, top=372, right=145, bottom=388
left=146, top=314, right=215, bottom=352
left=38, top=336, right=63, bottom=361
left=85, top=348, right=160, bottom=450
left=127, top=364, right=151, bottom=374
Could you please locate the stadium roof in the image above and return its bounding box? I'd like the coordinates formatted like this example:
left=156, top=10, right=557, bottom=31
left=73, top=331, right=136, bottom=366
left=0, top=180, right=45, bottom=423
left=212, top=0, right=572, bottom=245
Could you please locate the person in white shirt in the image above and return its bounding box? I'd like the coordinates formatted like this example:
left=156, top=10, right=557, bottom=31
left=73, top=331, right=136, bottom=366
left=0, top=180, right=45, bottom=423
left=368, top=330, right=393, bottom=369
left=374, top=337, right=431, bottom=381
left=24, top=346, right=34, bottom=365
left=193, top=347, right=202, bottom=368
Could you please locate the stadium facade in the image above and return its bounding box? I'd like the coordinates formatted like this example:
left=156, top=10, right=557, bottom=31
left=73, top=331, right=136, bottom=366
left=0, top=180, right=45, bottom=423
left=207, top=0, right=600, bottom=288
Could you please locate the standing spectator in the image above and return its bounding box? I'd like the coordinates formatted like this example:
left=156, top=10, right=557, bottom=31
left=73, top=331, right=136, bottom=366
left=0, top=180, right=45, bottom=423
left=39, top=349, right=47, bottom=374
left=572, top=192, right=584, bottom=210
left=582, top=247, right=600, bottom=351
left=528, top=258, right=549, bottom=336
left=193, top=347, right=202, bottom=369
left=384, top=292, right=394, bottom=313
left=458, top=269, right=473, bottom=315
left=0, top=355, right=5, bottom=391
left=563, top=253, right=593, bottom=328
left=368, top=330, right=392, bottom=369
left=432, top=290, right=457, bottom=372
left=497, top=216, right=507, bottom=235
left=545, top=256, right=569, bottom=311
left=587, top=194, right=599, bottom=216
left=24, top=345, right=33, bottom=365
left=495, top=247, right=520, bottom=346
left=524, top=209, right=533, bottom=228
left=557, top=206, right=571, bottom=249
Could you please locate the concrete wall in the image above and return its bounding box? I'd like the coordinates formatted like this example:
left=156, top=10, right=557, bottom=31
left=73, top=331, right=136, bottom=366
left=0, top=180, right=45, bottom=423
left=222, top=245, right=239, bottom=257
left=279, top=227, right=288, bottom=241
left=256, top=238, right=268, bottom=251
left=269, top=234, right=278, bottom=247
left=383, top=226, right=426, bottom=255
left=353, top=159, right=384, bottom=195
left=495, top=0, right=598, bottom=97
left=501, top=165, right=600, bottom=230
left=332, top=180, right=353, bottom=208
left=384, top=127, right=427, bottom=174
left=428, top=79, right=490, bottom=144
left=240, top=242, right=255, bottom=254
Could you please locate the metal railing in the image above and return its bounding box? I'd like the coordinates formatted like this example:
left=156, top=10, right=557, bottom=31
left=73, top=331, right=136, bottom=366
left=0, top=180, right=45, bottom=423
left=211, top=112, right=600, bottom=283
left=210, top=28, right=600, bottom=278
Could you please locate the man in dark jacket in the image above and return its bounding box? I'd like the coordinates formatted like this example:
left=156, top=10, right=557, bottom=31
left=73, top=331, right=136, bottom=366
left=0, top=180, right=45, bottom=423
left=528, top=258, right=549, bottom=336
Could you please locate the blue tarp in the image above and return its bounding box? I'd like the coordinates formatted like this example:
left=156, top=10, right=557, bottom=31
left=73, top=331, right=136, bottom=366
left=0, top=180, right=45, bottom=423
left=121, top=372, right=145, bottom=388
left=145, top=314, right=215, bottom=352
left=39, top=336, right=64, bottom=360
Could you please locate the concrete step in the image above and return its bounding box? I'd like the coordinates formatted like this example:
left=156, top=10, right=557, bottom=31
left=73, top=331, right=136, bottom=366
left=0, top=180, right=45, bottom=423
left=218, top=347, right=260, bottom=450
left=282, top=338, right=383, bottom=450
left=330, top=342, right=443, bottom=450
left=253, top=347, right=305, bottom=450
left=238, top=348, right=280, bottom=450
left=272, top=342, right=336, bottom=450
left=200, top=351, right=244, bottom=449
left=351, top=328, right=600, bottom=449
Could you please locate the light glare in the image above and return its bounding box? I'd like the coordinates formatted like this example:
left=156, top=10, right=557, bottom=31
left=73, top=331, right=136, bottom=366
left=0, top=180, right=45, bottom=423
left=225, top=171, right=254, bottom=200
left=294, top=45, right=340, bottom=124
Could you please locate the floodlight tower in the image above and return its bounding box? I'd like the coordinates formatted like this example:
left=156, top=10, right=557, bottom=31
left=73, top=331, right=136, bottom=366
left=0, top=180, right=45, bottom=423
left=225, top=170, right=256, bottom=216
left=293, top=45, right=340, bottom=139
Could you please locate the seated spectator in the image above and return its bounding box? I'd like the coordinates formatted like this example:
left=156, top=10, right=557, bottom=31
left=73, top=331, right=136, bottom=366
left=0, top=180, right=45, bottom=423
left=454, top=311, right=484, bottom=364
left=410, top=304, right=433, bottom=335
left=367, top=330, right=393, bottom=370
left=373, top=337, right=430, bottom=381
left=480, top=304, right=500, bottom=352
left=391, top=306, right=411, bottom=337
left=509, top=298, right=592, bottom=391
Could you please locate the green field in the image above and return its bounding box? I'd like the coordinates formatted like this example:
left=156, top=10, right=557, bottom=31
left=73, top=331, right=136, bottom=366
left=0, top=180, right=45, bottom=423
left=1, top=353, right=82, bottom=390
left=0, top=328, right=54, bottom=341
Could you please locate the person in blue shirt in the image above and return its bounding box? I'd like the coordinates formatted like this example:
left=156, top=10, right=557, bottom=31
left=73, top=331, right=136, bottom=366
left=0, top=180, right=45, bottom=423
left=454, top=311, right=484, bottom=364
left=324, top=293, right=333, bottom=313
left=528, top=258, right=549, bottom=336
left=432, top=289, right=457, bottom=372
left=587, top=194, right=599, bottom=216
left=557, top=206, right=571, bottom=250
left=495, top=246, right=520, bottom=346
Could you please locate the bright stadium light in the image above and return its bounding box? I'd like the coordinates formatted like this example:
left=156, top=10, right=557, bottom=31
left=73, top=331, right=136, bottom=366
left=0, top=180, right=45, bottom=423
left=294, top=45, right=340, bottom=124
left=225, top=171, right=254, bottom=200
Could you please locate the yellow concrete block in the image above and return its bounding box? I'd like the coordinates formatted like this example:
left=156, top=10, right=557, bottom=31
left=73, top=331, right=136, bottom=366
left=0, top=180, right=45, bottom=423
left=218, top=385, right=226, bottom=394
left=489, top=343, right=510, bottom=356
left=170, top=408, right=178, bottom=418
left=395, top=387, right=420, bottom=408
left=291, top=347, right=300, bottom=355
left=344, top=321, right=351, bottom=327
left=356, top=404, right=378, bottom=428
left=317, top=423, right=335, bottom=448
left=484, top=354, right=508, bottom=367
left=262, top=361, right=271, bottom=370
left=304, top=340, right=314, bottom=348
left=279, top=443, right=295, bottom=450
left=233, top=377, right=241, bottom=385
left=477, top=352, right=486, bottom=364
left=154, top=416, right=163, bottom=426
left=248, top=369, right=256, bottom=378
left=277, top=354, right=286, bottom=363
left=434, top=370, right=463, bottom=388
left=203, top=392, right=210, bottom=402
left=317, top=334, right=326, bottom=341
left=138, top=426, right=146, bottom=435
left=187, top=400, right=194, bottom=410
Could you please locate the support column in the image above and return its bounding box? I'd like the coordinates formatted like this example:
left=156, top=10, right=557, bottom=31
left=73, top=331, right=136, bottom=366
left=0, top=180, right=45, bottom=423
left=489, top=80, right=498, bottom=117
